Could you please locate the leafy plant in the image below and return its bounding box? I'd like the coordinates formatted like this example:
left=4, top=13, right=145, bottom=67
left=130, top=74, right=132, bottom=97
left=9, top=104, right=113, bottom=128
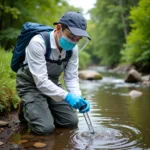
left=0, top=47, right=20, bottom=113
left=79, top=51, right=91, bottom=69
left=121, top=0, right=150, bottom=69
left=88, top=0, right=135, bottom=66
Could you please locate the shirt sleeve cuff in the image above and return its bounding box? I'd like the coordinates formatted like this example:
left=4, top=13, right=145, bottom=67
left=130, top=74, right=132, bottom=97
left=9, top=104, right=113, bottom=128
left=62, top=92, right=68, bottom=100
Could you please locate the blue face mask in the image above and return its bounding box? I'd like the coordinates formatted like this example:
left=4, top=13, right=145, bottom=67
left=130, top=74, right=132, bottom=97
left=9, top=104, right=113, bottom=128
left=58, top=36, right=76, bottom=51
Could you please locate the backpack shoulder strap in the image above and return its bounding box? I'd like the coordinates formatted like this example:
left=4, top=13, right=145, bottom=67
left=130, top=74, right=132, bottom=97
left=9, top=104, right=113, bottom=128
left=64, top=50, right=73, bottom=69
left=40, top=31, right=51, bottom=60
left=39, top=32, right=73, bottom=68
left=66, top=50, right=73, bottom=60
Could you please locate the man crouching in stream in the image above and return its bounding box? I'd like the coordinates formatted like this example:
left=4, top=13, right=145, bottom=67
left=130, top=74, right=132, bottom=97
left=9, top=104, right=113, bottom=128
left=16, top=11, right=91, bottom=134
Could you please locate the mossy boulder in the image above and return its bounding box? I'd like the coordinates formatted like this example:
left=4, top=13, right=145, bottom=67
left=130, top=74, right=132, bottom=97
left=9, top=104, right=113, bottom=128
left=79, top=70, right=103, bottom=80
left=125, top=69, right=142, bottom=83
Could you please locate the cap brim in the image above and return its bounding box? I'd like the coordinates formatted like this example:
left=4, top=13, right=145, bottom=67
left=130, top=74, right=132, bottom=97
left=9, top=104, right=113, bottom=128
left=68, top=27, right=91, bottom=40
left=53, top=22, right=59, bottom=25
left=53, top=22, right=91, bottom=40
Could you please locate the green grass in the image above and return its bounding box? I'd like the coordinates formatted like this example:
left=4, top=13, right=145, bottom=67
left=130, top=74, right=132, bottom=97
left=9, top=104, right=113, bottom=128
left=0, top=47, right=20, bottom=113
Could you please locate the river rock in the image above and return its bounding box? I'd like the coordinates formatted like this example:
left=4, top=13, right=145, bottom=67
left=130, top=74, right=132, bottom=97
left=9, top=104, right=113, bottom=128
left=20, top=139, right=28, bottom=144
left=125, top=69, right=142, bottom=83
left=0, top=121, right=8, bottom=127
left=79, top=70, right=102, bottom=80
left=142, top=80, right=150, bottom=86
left=10, top=144, right=19, bottom=149
left=33, top=142, right=47, bottom=148
left=0, top=141, right=4, bottom=146
left=0, top=128, right=4, bottom=132
left=22, top=134, right=34, bottom=139
left=129, top=90, right=142, bottom=99
left=112, top=64, right=132, bottom=73
left=142, top=75, right=150, bottom=81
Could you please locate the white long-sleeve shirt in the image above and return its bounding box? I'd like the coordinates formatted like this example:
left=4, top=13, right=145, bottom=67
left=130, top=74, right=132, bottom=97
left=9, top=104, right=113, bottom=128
left=24, top=30, right=81, bottom=102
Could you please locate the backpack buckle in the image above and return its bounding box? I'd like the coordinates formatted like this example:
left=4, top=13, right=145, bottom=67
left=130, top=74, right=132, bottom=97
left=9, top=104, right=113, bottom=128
left=57, top=59, right=62, bottom=65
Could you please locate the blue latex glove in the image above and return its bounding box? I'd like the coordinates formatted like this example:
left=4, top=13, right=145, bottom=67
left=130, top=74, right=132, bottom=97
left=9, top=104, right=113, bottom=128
left=79, top=100, right=90, bottom=113
left=64, top=93, right=90, bottom=113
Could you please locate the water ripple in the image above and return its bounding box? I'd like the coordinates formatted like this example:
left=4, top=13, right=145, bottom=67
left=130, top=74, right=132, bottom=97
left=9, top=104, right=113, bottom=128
left=70, top=124, right=143, bottom=149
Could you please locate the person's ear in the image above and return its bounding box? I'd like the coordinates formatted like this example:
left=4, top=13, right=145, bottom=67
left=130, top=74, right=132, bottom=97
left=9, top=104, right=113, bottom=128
left=56, top=24, right=61, bottom=31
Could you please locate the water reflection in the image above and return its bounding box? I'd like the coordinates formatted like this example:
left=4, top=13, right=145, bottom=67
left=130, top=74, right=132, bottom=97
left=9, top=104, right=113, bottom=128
left=7, top=68, right=150, bottom=149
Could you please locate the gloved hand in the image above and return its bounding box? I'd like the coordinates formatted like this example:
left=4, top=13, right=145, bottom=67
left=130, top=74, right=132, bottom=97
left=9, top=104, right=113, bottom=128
left=79, top=100, right=90, bottom=113
left=64, top=93, right=90, bottom=113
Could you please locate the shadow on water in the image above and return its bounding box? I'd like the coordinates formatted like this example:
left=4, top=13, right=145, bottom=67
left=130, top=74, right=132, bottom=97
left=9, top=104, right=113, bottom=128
left=7, top=67, right=150, bottom=150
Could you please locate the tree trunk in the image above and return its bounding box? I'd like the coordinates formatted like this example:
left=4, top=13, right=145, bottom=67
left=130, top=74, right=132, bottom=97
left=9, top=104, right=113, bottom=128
left=119, top=0, right=128, bottom=39
left=0, top=0, right=5, bottom=30
left=10, top=2, right=13, bottom=27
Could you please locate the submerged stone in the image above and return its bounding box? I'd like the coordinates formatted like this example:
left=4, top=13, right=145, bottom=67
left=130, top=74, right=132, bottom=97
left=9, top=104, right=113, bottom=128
left=0, top=121, right=8, bottom=127
left=33, top=142, right=47, bottom=148
left=125, top=69, right=142, bottom=83
left=10, top=144, right=19, bottom=149
left=20, top=139, right=28, bottom=144
left=129, top=90, right=142, bottom=99
left=0, top=141, right=4, bottom=146
left=79, top=70, right=103, bottom=80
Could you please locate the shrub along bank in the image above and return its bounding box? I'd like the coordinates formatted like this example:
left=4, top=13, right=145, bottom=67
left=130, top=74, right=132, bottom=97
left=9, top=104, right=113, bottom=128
left=0, top=48, right=20, bottom=114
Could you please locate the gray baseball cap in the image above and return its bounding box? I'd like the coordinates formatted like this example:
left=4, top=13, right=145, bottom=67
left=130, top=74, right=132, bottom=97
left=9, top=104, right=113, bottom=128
left=53, top=11, right=91, bottom=40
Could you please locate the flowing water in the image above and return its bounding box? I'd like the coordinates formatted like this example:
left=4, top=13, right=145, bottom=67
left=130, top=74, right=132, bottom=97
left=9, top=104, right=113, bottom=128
left=7, top=67, right=150, bottom=150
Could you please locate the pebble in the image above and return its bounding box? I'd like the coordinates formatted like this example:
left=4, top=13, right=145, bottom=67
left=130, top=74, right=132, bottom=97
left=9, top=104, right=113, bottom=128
left=0, top=128, right=4, bottom=133
left=0, top=141, right=4, bottom=146
left=0, top=121, right=8, bottom=127
left=0, top=128, right=4, bottom=131
left=33, top=142, right=47, bottom=148
left=10, top=144, right=19, bottom=150
left=129, top=90, right=142, bottom=99
left=20, top=139, right=28, bottom=144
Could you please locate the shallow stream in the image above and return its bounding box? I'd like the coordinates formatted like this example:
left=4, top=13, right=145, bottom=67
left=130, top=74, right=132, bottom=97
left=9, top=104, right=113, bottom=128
left=7, top=67, right=150, bottom=150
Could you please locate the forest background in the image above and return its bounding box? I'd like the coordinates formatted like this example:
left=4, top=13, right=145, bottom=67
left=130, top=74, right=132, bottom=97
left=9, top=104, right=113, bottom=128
left=0, top=0, right=150, bottom=113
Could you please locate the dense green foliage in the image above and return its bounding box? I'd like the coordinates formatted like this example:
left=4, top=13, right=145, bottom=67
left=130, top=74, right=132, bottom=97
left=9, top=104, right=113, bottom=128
left=88, top=0, right=138, bottom=67
left=0, top=47, right=19, bottom=112
left=88, top=0, right=150, bottom=70
left=79, top=51, right=91, bottom=69
left=121, top=0, right=150, bottom=70
left=0, top=0, right=82, bottom=49
left=1, top=0, right=150, bottom=69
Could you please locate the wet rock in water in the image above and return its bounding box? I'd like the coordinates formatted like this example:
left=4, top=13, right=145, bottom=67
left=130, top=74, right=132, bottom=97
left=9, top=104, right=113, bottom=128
left=112, top=64, right=132, bottom=73
left=0, top=141, right=4, bottom=146
left=20, top=139, right=28, bottom=144
left=10, top=144, right=20, bottom=150
left=125, top=69, right=142, bottom=83
left=33, top=142, right=47, bottom=148
left=22, top=134, right=34, bottom=139
left=79, top=70, right=103, bottom=80
left=142, top=75, right=150, bottom=86
left=0, top=128, right=4, bottom=133
left=129, top=90, right=142, bottom=99
left=142, top=75, right=150, bottom=81
left=0, top=121, right=8, bottom=127
left=142, top=80, right=150, bottom=86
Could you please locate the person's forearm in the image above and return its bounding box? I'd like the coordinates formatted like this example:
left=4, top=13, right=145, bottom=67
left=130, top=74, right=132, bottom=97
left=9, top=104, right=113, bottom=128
left=33, top=74, right=68, bottom=101
left=65, top=78, right=82, bottom=96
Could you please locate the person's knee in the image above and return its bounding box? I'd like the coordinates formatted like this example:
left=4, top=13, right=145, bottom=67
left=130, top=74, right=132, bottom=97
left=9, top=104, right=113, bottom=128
left=32, top=124, right=55, bottom=135
left=69, top=115, right=79, bottom=127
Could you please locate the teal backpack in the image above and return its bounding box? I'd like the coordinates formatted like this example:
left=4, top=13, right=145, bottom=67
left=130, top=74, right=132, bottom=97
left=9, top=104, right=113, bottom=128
left=11, top=22, right=72, bottom=72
